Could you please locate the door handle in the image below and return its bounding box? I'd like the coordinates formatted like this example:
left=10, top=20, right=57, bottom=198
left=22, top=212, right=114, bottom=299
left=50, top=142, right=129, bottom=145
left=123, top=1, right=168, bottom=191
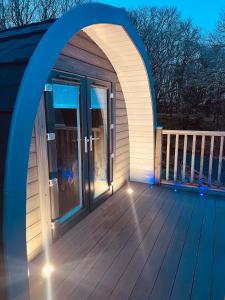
left=90, top=135, right=100, bottom=152
left=84, top=136, right=89, bottom=153
left=90, top=135, right=93, bottom=152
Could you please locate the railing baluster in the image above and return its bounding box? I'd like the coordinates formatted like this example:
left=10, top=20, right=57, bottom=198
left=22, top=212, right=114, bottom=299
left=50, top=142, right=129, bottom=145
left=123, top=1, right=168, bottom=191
left=155, top=127, right=163, bottom=184
left=217, top=136, right=224, bottom=187
left=190, top=135, right=196, bottom=184
left=182, top=135, right=187, bottom=182
left=208, top=135, right=215, bottom=186
left=174, top=134, right=179, bottom=182
left=166, top=134, right=170, bottom=181
left=161, top=129, right=225, bottom=190
left=199, top=135, right=205, bottom=186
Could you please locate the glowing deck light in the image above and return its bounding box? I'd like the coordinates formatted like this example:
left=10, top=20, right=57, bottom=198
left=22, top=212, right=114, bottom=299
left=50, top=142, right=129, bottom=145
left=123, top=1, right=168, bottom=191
left=42, top=263, right=55, bottom=279
left=200, top=192, right=204, bottom=197
left=174, top=189, right=177, bottom=192
left=127, top=188, right=134, bottom=194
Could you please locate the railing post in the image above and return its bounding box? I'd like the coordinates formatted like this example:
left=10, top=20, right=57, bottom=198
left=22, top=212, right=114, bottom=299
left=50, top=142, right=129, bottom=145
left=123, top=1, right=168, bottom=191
left=155, top=127, right=163, bottom=185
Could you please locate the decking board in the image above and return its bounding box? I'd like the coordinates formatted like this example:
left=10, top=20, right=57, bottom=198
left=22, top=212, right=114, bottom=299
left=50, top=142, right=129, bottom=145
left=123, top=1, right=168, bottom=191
left=109, top=189, right=185, bottom=300
left=28, top=183, right=225, bottom=300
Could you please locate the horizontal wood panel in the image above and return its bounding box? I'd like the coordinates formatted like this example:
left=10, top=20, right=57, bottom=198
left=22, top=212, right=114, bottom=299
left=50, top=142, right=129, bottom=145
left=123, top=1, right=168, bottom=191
left=115, top=167, right=130, bottom=180
left=27, top=166, right=39, bottom=184
left=27, top=234, right=42, bottom=260
left=30, top=137, right=36, bottom=153
left=55, top=55, right=117, bottom=82
left=26, top=194, right=40, bottom=214
left=116, top=92, right=125, bottom=101
left=27, top=180, right=39, bottom=199
left=116, top=101, right=127, bottom=109
left=115, top=152, right=130, bottom=163
left=116, top=130, right=129, bottom=141
left=116, top=124, right=129, bottom=133
left=116, top=160, right=130, bottom=173
left=69, top=34, right=106, bottom=59
left=116, top=116, right=129, bottom=125
left=116, top=144, right=130, bottom=157
left=26, top=208, right=41, bottom=228
left=116, top=138, right=129, bottom=149
left=26, top=221, right=42, bottom=241
left=115, top=171, right=130, bottom=183
left=62, top=44, right=114, bottom=72
left=116, top=109, right=128, bottom=117
left=28, top=152, right=37, bottom=169
left=69, top=32, right=109, bottom=60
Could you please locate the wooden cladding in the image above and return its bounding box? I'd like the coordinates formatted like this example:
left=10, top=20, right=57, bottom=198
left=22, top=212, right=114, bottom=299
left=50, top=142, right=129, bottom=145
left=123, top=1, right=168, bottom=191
left=26, top=30, right=130, bottom=261
left=26, top=129, right=43, bottom=261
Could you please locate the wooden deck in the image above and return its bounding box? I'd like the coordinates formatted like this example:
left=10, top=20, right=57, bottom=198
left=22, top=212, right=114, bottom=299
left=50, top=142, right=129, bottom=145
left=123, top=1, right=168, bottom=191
left=28, top=182, right=225, bottom=300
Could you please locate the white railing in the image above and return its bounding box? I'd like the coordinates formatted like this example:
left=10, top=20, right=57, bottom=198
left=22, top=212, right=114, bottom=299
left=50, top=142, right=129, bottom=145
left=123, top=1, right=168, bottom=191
left=155, top=128, right=225, bottom=191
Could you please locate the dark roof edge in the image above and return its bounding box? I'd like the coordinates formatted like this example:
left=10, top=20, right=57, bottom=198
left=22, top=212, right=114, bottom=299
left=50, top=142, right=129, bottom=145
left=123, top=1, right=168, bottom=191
left=0, top=19, right=56, bottom=41
left=0, top=19, right=56, bottom=34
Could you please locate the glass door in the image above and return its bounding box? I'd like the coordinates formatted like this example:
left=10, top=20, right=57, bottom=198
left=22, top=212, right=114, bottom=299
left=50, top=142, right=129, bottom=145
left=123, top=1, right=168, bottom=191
left=45, top=76, right=87, bottom=228
left=53, top=83, right=83, bottom=220
left=87, top=79, right=113, bottom=207
left=45, top=73, right=114, bottom=232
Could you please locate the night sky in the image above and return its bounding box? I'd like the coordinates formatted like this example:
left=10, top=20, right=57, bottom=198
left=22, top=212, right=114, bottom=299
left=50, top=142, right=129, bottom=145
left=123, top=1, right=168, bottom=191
left=100, top=0, right=224, bottom=33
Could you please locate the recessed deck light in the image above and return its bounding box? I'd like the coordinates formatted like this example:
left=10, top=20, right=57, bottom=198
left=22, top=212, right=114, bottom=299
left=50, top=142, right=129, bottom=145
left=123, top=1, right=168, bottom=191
left=42, top=263, right=55, bottom=279
left=127, top=188, right=133, bottom=194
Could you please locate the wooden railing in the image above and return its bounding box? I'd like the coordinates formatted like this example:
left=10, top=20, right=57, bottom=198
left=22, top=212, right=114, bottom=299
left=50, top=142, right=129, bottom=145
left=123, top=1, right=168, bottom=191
left=155, top=127, right=225, bottom=191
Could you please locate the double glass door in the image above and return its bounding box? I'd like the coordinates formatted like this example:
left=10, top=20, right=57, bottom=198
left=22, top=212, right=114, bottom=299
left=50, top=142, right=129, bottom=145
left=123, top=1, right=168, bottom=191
left=45, top=73, right=113, bottom=228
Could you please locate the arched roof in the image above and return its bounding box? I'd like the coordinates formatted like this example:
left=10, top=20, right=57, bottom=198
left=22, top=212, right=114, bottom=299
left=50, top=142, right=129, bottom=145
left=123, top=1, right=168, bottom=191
left=0, top=3, right=156, bottom=299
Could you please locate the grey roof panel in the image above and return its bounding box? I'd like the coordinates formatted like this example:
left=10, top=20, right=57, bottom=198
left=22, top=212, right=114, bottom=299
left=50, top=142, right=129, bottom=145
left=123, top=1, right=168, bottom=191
left=0, top=34, right=45, bottom=63
left=0, top=20, right=54, bottom=40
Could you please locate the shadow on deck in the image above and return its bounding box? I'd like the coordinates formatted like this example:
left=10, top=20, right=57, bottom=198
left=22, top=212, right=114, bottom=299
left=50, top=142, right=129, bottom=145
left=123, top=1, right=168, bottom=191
left=28, top=182, right=225, bottom=300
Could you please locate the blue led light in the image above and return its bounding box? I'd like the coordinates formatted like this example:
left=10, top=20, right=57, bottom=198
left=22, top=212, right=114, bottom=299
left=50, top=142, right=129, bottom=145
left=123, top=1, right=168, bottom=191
left=174, top=189, right=177, bottom=192
left=63, top=170, right=73, bottom=179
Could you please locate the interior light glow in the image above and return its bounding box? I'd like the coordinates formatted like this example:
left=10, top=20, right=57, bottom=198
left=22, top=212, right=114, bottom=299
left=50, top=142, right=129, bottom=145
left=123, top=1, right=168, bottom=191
left=174, top=189, right=177, bottom=192
left=42, top=263, right=55, bottom=279
left=51, top=222, right=55, bottom=230
left=127, top=188, right=134, bottom=194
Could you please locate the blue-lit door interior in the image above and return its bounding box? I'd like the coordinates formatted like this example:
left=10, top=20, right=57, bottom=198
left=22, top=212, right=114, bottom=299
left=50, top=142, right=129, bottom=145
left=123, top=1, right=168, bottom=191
left=52, top=83, right=83, bottom=221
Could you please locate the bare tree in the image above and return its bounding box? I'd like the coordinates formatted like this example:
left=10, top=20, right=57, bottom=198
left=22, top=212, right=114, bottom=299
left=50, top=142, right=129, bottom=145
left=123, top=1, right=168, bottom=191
left=59, top=0, right=91, bottom=14
left=129, top=6, right=225, bottom=130
left=0, top=0, right=8, bottom=29
left=6, top=0, right=40, bottom=26
left=129, top=7, right=200, bottom=117
left=0, top=0, right=92, bottom=28
left=210, top=10, right=225, bottom=49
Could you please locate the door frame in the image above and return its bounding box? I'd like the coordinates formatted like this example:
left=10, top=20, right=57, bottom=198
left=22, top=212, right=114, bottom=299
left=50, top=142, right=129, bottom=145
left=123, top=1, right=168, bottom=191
left=45, top=71, right=89, bottom=238
left=44, top=70, right=115, bottom=238
left=86, top=77, right=113, bottom=210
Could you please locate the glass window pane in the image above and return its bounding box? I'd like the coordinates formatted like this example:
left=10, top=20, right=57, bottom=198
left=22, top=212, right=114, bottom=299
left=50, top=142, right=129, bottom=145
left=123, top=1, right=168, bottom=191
left=91, top=87, right=109, bottom=199
left=53, top=83, right=82, bottom=221
left=53, top=83, right=79, bottom=109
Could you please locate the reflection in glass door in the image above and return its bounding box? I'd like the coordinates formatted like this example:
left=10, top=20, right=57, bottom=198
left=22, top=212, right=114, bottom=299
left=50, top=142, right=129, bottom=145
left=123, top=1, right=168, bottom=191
left=90, top=86, right=109, bottom=200
left=52, top=83, right=83, bottom=221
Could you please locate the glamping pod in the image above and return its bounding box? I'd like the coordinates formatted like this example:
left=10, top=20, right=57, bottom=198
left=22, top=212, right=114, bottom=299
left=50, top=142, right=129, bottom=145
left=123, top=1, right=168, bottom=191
left=0, top=3, right=156, bottom=299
